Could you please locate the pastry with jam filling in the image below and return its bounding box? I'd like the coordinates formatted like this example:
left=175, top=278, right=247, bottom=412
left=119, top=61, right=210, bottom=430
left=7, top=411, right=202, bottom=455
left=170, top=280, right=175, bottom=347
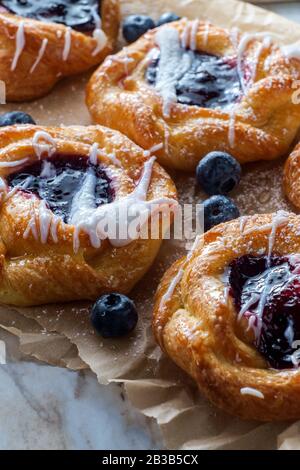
left=154, top=212, right=300, bottom=421
left=0, top=0, right=119, bottom=101
left=87, top=18, right=300, bottom=171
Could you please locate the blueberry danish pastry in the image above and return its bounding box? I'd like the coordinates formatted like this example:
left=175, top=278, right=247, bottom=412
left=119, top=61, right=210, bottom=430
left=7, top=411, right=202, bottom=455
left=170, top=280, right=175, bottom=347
left=0, top=124, right=177, bottom=306
left=0, top=0, right=119, bottom=101
left=87, top=19, right=300, bottom=171
left=154, top=212, right=300, bottom=421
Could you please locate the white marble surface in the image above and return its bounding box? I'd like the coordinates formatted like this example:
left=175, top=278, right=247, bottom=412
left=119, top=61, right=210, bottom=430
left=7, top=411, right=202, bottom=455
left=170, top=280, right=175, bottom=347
left=0, top=333, right=159, bottom=450
left=0, top=2, right=299, bottom=451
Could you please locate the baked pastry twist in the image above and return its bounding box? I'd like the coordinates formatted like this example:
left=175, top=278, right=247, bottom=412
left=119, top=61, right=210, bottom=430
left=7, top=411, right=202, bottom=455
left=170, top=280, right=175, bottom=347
left=87, top=18, right=300, bottom=171
left=0, top=124, right=177, bottom=306
left=0, top=0, right=119, bottom=101
left=153, top=212, right=300, bottom=421
left=284, top=142, right=300, bottom=209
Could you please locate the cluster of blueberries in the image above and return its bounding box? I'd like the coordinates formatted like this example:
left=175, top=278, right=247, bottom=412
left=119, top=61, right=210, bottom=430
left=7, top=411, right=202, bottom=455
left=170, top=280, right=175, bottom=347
left=196, top=152, right=241, bottom=232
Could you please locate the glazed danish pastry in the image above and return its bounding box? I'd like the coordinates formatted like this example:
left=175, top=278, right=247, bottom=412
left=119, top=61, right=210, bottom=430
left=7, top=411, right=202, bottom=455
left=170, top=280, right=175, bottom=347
left=87, top=18, right=300, bottom=171
left=0, top=0, right=120, bottom=101
left=284, top=142, right=300, bottom=210
left=0, top=124, right=177, bottom=306
left=153, top=212, right=300, bottom=421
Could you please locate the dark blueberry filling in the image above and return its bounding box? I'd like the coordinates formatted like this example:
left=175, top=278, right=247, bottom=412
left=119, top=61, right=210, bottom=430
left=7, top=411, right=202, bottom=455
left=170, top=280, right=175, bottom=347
left=229, top=255, right=300, bottom=369
left=7, top=154, right=114, bottom=223
left=0, top=0, right=101, bottom=32
left=146, top=49, right=242, bottom=109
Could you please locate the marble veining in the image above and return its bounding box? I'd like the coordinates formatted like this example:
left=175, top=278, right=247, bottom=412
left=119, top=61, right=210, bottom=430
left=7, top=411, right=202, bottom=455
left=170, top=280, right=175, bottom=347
left=0, top=360, right=158, bottom=450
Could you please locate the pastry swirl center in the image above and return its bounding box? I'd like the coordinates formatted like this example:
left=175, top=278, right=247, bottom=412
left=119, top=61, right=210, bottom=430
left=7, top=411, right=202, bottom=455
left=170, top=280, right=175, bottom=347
left=7, top=154, right=114, bottom=223
left=146, top=48, right=242, bottom=109
left=229, top=254, right=300, bottom=369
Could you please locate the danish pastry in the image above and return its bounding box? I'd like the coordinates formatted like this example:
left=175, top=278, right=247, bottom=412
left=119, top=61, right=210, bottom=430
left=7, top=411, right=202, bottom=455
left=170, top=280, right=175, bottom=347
left=0, top=124, right=177, bottom=306
left=284, top=142, right=300, bottom=210
left=0, top=0, right=120, bottom=101
left=153, top=211, right=300, bottom=421
left=87, top=18, right=300, bottom=171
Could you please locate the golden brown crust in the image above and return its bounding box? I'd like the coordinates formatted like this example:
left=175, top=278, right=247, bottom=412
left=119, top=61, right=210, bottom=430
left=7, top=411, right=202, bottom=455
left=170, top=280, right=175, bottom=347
left=0, top=0, right=120, bottom=101
left=153, top=213, right=300, bottom=421
left=87, top=19, right=300, bottom=171
left=284, top=142, right=300, bottom=209
left=0, top=124, right=177, bottom=306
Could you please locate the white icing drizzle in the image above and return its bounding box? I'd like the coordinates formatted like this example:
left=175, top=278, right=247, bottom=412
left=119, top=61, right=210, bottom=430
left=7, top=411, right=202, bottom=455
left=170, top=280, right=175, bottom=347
left=69, top=156, right=177, bottom=252
left=155, top=27, right=192, bottom=118
left=88, top=142, right=121, bottom=167
left=252, top=36, right=272, bottom=82
left=89, top=142, right=99, bottom=165
left=0, top=158, right=28, bottom=168
left=22, top=156, right=175, bottom=250
left=159, top=235, right=201, bottom=310
left=291, top=349, right=300, bottom=368
left=105, top=152, right=121, bottom=167
left=62, top=27, right=72, bottom=61
left=148, top=143, right=164, bottom=154
left=109, top=47, right=134, bottom=75
left=91, top=143, right=121, bottom=168
left=23, top=206, right=38, bottom=240
left=237, top=293, right=260, bottom=322
left=0, top=177, right=6, bottom=192
left=30, top=38, right=48, bottom=73
left=90, top=6, right=107, bottom=56
left=11, top=21, right=25, bottom=71
left=236, top=211, right=290, bottom=338
left=40, top=160, right=56, bottom=178
left=24, top=204, right=53, bottom=242
left=228, top=108, right=236, bottom=148
left=223, top=285, right=230, bottom=307
left=203, top=21, right=210, bottom=46
left=181, top=21, right=190, bottom=49
left=24, top=201, right=61, bottom=244
left=239, top=215, right=248, bottom=233
left=281, top=42, right=300, bottom=61
left=237, top=32, right=275, bottom=93
left=190, top=19, right=199, bottom=51
left=230, top=27, right=240, bottom=50
left=267, top=210, right=289, bottom=266
left=50, top=214, right=60, bottom=243
left=17, top=141, right=175, bottom=250
left=239, top=267, right=297, bottom=341
left=92, top=28, right=107, bottom=56
left=240, top=387, right=264, bottom=399
left=38, top=200, right=53, bottom=244
left=33, top=131, right=57, bottom=159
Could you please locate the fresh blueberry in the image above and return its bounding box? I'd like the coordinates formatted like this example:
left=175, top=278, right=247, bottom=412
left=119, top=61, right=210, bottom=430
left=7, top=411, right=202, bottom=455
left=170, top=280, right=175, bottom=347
left=156, top=12, right=181, bottom=27
left=203, top=195, right=240, bottom=232
left=91, top=293, right=138, bottom=338
left=196, top=151, right=241, bottom=196
left=122, top=15, right=155, bottom=43
left=0, top=111, right=36, bottom=127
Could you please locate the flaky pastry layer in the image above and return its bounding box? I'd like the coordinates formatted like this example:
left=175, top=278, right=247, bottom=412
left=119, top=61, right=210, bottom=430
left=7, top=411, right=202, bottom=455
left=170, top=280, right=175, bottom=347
left=0, top=124, right=177, bottom=306
left=153, top=213, right=300, bottom=421
left=87, top=19, right=300, bottom=171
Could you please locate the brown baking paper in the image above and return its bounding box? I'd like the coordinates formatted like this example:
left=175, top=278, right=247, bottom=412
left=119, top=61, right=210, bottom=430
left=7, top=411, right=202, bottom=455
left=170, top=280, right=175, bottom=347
left=0, top=0, right=300, bottom=450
